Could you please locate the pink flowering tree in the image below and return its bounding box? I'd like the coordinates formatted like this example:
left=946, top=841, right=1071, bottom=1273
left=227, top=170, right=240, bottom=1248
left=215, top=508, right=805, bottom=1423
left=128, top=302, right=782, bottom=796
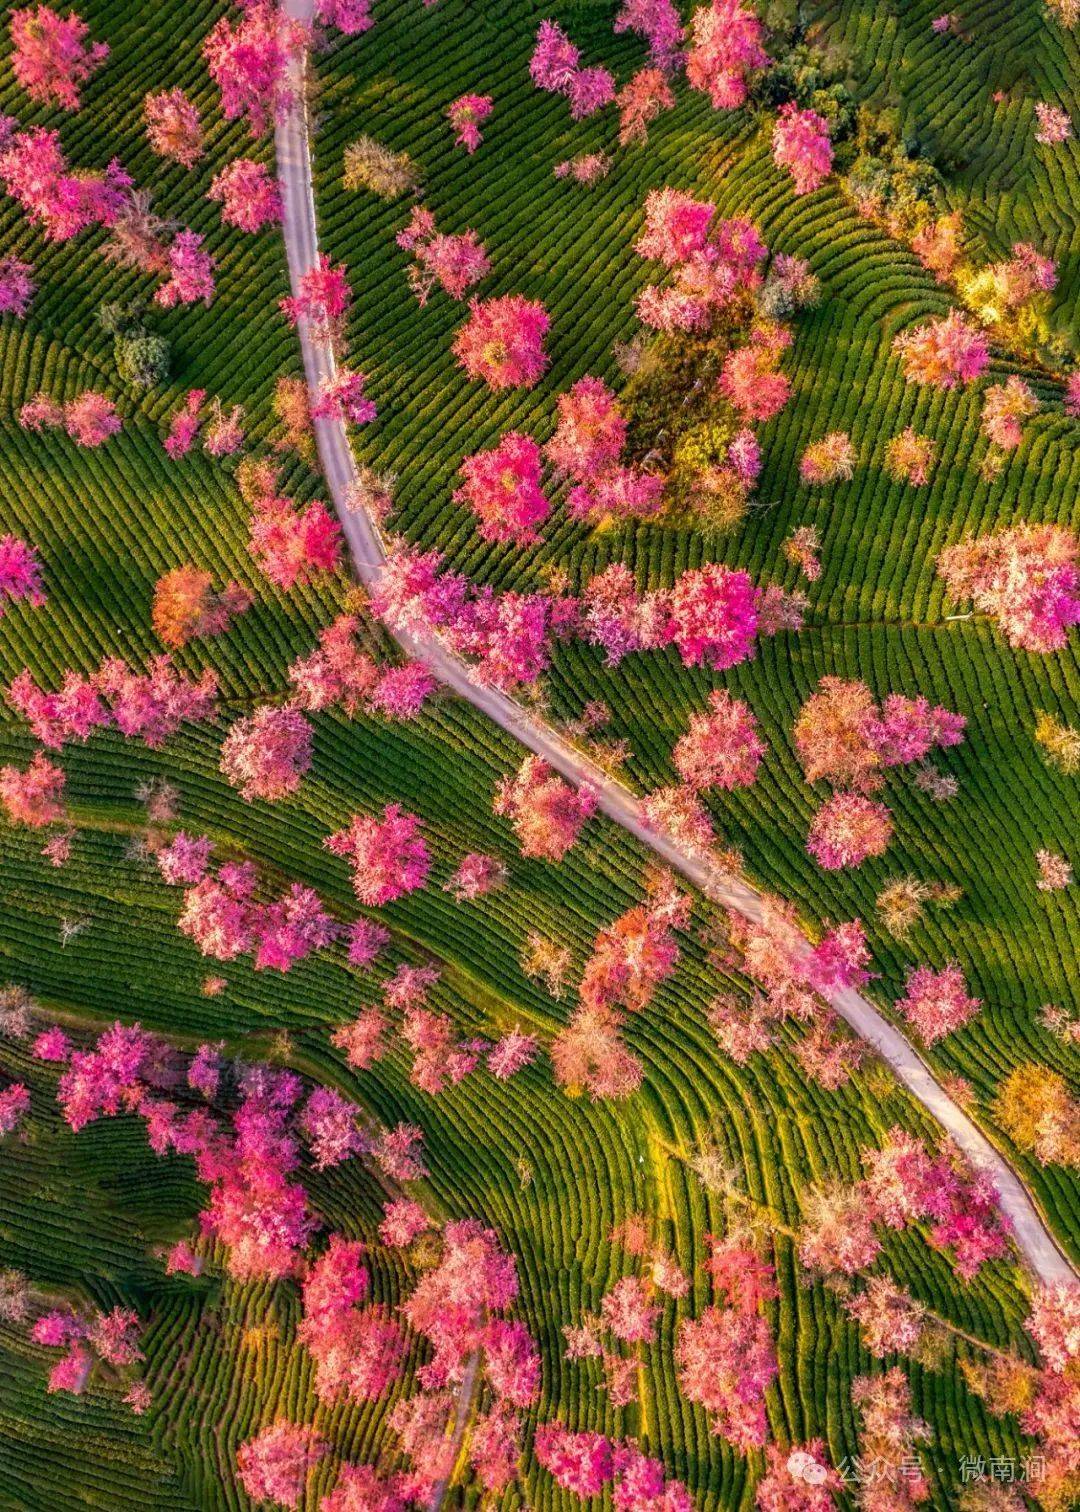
left=10, top=4, right=108, bottom=111
left=203, top=2, right=307, bottom=138
left=494, top=756, right=596, bottom=862
left=894, top=962, right=981, bottom=1043
left=396, top=207, right=490, bottom=304
left=208, top=158, right=281, bottom=233
left=452, top=295, right=550, bottom=389
left=236, top=1422, right=326, bottom=1509
left=143, top=89, right=203, bottom=168
left=806, top=792, right=893, bottom=870
left=0, top=257, right=35, bottom=318
left=656, top=563, right=762, bottom=670
left=280, top=254, right=351, bottom=349
left=673, top=689, right=765, bottom=790
left=316, top=0, right=374, bottom=33
left=529, top=21, right=614, bottom=119
left=772, top=104, right=833, bottom=194
left=616, top=67, right=675, bottom=146
left=448, top=93, right=493, bottom=152
left=0, top=535, right=45, bottom=614
left=614, top=0, right=684, bottom=69
left=938, top=523, right=1080, bottom=653
left=686, top=0, right=768, bottom=109
left=454, top=432, right=550, bottom=544
left=219, top=704, right=313, bottom=803
left=0, top=751, right=65, bottom=827
left=325, top=804, right=430, bottom=905
left=155, top=230, right=215, bottom=308
left=893, top=310, right=990, bottom=387
left=675, top=1305, right=777, bottom=1450
left=248, top=495, right=342, bottom=590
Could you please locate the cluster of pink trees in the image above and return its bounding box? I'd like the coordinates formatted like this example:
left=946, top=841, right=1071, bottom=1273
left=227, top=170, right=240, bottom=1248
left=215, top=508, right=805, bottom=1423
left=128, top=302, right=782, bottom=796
left=396, top=206, right=490, bottom=304
left=530, top=20, right=615, bottom=120
left=299, top=1235, right=407, bottom=1403
left=242, top=464, right=343, bottom=590
left=371, top=533, right=800, bottom=689
left=634, top=188, right=767, bottom=332
left=31, top=1302, right=142, bottom=1399
left=937, top=523, right=1080, bottom=653
left=793, top=677, right=966, bottom=868
left=47, top=1020, right=424, bottom=1285
left=709, top=899, right=872, bottom=1075
left=0, top=534, right=45, bottom=616
left=535, top=1426, right=694, bottom=1509
left=675, top=1228, right=778, bottom=1449
left=7, top=656, right=216, bottom=751
left=203, top=1, right=307, bottom=137
left=289, top=614, right=436, bottom=721
left=563, top=1215, right=688, bottom=1403
left=19, top=390, right=121, bottom=447
left=551, top=885, right=687, bottom=1100
left=9, top=4, right=108, bottom=111
left=167, top=847, right=339, bottom=972
left=0, top=123, right=130, bottom=242
left=452, top=374, right=665, bottom=545
left=821, top=1124, right=1012, bottom=1281
left=851, top=1369, right=931, bottom=1511
left=161, top=389, right=245, bottom=459
left=772, top=103, right=833, bottom=195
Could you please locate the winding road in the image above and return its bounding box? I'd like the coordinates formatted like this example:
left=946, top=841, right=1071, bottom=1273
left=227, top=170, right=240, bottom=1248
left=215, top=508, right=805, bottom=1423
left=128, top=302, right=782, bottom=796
left=275, top=0, right=1075, bottom=1290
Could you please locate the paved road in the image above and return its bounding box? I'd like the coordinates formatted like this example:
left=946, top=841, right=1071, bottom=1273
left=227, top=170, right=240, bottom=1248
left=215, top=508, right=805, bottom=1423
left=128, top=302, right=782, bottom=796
left=275, top=0, right=1075, bottom=1290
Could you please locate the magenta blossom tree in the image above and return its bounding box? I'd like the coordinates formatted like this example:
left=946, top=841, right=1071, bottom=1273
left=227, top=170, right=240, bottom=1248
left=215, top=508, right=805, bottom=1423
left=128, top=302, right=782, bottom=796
left=325, top=804, right=431, bottom=905
left=10, top=4, right=108, bottom=111
left=452, top=294, right=550, bottom=388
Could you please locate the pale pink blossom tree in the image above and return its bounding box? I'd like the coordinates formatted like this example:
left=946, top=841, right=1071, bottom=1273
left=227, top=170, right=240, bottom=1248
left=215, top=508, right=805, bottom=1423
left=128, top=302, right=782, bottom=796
left=208, top=158, right=281, bottom=232
left=236, top=1422, right=326, bottom=1509
left=220, top=705, right=313, bottom=803
left=686, top=0, right=768, bottom=109
left=0, top=751, right=65, bottom=827
left=493, top=756, right=596, bottom=861
left=937, top=524, right=1080, bottom=653
left=894, top=962, right=980, bottom=1043
left=143, top=89, right=203, bottom=168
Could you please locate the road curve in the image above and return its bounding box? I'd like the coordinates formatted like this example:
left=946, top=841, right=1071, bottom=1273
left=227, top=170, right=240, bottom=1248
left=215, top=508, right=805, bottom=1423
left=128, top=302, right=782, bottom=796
left=275, top=0, right=1075, bottom=1290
